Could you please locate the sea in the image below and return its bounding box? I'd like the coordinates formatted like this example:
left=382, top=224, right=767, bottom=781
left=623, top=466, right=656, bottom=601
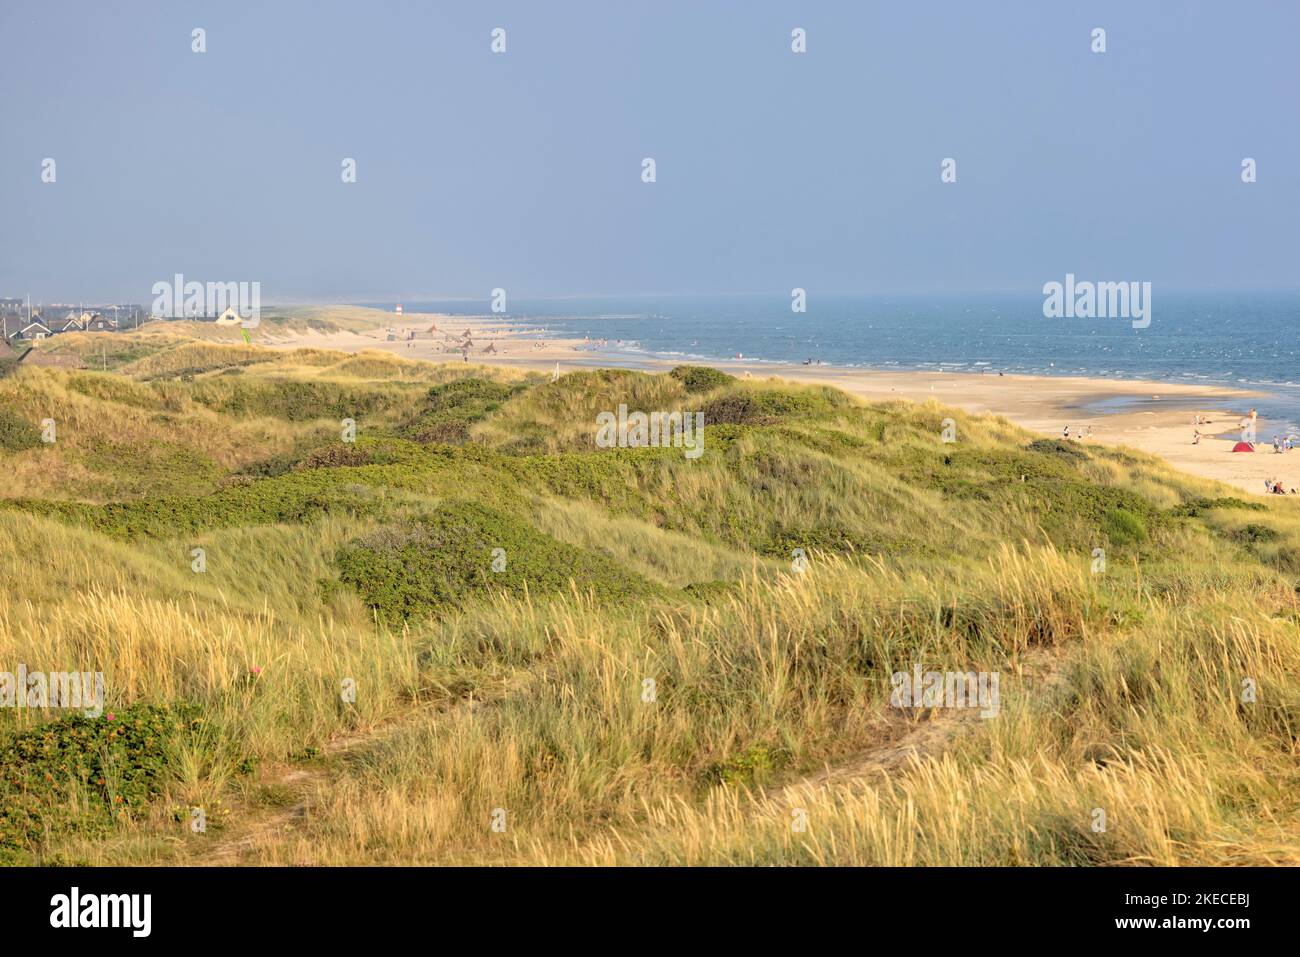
left=363, top=291, right=1300, bottom=436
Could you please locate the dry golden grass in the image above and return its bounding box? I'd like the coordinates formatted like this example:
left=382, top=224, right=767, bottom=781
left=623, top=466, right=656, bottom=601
left=1, top=342, right=1296, bottom=866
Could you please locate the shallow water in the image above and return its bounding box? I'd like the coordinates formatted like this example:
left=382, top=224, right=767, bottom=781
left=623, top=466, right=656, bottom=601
left=367, top=291, right=1300, bottom=433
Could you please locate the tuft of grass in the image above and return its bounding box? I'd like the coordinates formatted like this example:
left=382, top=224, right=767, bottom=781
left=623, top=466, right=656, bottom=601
left=1104, top=507, right=1148, bottom=546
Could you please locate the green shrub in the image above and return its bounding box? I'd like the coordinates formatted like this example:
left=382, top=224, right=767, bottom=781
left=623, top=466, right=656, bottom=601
left=682, top=580, right=738, bottom=603
left=1170, top=496, right=1265, bottom=518
left=334, top=501, right=656, bottom=623
left=298, top=445, right=374, bottom=469
left=701, top=388, right=835, bottom=426
left=402, top=377, right=522, bottom=444
left=1232, top=523, right=1281, bottom=544
left=700, top=393, right=773, bottom=426
left=0, top=409, right=42, bottom=452
left=236, top=451, right=300, bottom=479
left=411, top=420, right=471, bottom=444
left=668, top=365, right=735, bottom=394
left=423, top=377, right=519, bottom=415
left=0, top=704, right=199, bottom=860
left=1027, top=438, right=1087, bottom=459
left=705, top=744, right=789, bottom=788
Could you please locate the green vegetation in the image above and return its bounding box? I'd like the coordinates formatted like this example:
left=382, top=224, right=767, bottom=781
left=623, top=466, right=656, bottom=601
left=0, top=408, right=42, bottom=452
left=0, top=332, right=1296, bottom=866
left=336, top=501, right=656, bottom=623
left=400, top=376, right=526, bottom=445
left=0, top=704, right=198, bottom=863
left=669, top=364, right=735, bottom=394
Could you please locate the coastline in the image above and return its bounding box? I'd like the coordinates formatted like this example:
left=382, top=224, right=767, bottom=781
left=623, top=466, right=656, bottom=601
left=262, top=309, right=1298, bottom=497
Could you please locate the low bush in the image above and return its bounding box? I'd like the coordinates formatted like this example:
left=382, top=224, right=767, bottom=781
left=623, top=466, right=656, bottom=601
left=335, top=501, right=656, bottom=623
left=0, top=408, right=42, bottom=452
left=402, top=377, right=522, bottom=444
left=668, top=365, right=735, bottom=394
left=0, top=704, right=199, bottom=861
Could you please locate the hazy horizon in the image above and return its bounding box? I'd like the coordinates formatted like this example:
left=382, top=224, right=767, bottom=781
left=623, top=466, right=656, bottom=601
left=3, top=1, right=1297, bottom=304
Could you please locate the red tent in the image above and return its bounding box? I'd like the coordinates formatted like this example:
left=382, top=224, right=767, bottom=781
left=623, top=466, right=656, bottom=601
left=1231, top=441, right=1255, bottom=452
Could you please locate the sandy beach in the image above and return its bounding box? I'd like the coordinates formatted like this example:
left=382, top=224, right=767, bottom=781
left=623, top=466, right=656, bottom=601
left=264, top=310, right=1300, bottom=497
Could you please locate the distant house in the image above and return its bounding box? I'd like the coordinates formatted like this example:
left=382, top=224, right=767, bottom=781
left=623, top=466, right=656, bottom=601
left=214, top=306, right=243, bottom=326
left=15, top=320, right=52, bottom=340
left=55, top=311, right=87, bottom=333
left=86, top=313, right=117, bottom=332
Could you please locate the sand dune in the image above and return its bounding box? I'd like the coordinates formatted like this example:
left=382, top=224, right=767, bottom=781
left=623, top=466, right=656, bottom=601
left=264, top=310, right=1298, bottom=497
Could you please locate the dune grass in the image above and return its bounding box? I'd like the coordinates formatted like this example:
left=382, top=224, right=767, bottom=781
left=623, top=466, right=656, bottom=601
left=0, top=341, right=1295, bottom=865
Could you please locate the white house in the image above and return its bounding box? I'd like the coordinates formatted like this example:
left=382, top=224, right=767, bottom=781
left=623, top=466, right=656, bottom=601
left=16, top=319, right=52, bottom=340
left=55, top=311, right=87, bottom=333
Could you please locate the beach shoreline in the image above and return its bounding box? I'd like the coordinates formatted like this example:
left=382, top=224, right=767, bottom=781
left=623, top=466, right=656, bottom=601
left=261, top=309, right=1300, bottom=497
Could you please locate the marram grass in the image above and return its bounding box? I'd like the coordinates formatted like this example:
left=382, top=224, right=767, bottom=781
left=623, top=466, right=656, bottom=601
left=0, top=340, right=1295, bottom=865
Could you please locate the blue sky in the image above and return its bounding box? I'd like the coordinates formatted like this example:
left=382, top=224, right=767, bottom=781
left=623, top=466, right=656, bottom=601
left=1, top=0, right=1296, bottom=303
